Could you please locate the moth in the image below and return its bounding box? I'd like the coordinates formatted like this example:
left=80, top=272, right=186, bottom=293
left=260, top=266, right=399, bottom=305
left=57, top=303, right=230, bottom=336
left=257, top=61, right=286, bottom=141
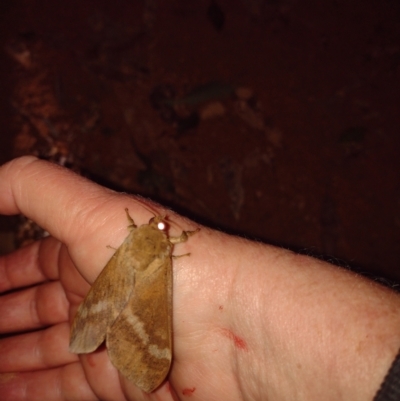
left=69, top=208, right=198, bottom=393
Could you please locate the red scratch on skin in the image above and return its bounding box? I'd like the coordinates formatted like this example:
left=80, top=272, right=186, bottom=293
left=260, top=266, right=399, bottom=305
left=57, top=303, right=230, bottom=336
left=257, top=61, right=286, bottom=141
left=182, top=387, right=196, bottom=396
left=220, top=328, right=248, bottom=351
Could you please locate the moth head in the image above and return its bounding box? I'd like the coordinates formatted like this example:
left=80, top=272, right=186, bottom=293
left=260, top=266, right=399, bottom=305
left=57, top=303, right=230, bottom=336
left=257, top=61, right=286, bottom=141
left=149, top=215, right=167, bottom=231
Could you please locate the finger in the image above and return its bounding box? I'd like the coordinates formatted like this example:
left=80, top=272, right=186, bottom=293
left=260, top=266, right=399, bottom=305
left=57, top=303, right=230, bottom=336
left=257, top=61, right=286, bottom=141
left=0, top=323, right=76, bottom=372
left=0, top=156, right=114, bottom=244
left=0, top=281, right=68, bottom=333
left=0, top=241, right=45, bottom=293
left=0, top=363, right=98, bottom=401
left=78, top=350, right=160, bottom=401
left=0, top=325, right=130, bottom=401
left=0, top=236, right=61, bottom=293
left=0, top=157, right=165, bottom=283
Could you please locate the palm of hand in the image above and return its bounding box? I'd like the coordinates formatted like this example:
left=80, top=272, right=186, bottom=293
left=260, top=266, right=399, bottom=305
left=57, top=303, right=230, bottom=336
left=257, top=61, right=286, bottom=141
left=1, top=234, right=242, bottom=401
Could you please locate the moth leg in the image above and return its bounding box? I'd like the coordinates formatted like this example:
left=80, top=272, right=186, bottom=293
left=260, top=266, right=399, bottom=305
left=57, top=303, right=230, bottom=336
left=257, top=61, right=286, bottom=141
left=169, top=228, right=200, bottom=244
left=124, top=208, right=137, bottom=229
left=172, top=252, right=191, bottom=259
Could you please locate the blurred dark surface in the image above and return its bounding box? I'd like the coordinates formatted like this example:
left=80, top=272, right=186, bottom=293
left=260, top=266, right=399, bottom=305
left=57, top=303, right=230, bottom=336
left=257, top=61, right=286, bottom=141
left=0, top=0, right=399, bottom=281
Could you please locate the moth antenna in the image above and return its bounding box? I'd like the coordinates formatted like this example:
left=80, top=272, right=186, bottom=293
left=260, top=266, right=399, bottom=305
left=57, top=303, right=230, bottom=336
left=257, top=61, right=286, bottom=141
left=163, top=215, right=192, bottom=234
left=135, top=200, right=177, bottom=231
left=141, top=205, right=157, bottom=217
left=135, top=200, right=167, bottom=219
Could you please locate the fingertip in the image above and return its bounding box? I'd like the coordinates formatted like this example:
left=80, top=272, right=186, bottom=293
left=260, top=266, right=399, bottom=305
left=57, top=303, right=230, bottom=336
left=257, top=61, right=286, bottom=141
left=0, top=156, right=39, bottom=214
left=0, top=156, right=107, bottom=240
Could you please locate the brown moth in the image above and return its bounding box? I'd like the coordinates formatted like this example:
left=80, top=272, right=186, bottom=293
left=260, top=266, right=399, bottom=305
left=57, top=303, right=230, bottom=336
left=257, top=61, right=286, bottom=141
left=69, top=208, right=198, bottom=393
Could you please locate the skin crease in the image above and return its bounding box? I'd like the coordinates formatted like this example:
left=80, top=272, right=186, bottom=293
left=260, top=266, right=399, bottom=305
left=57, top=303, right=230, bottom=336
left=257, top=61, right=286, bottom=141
left=0, top=157, right=400, bottom=400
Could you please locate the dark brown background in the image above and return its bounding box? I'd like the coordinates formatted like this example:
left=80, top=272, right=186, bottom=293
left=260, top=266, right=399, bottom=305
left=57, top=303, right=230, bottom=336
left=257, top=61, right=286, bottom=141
left=0, top=0, right=399, bottom=281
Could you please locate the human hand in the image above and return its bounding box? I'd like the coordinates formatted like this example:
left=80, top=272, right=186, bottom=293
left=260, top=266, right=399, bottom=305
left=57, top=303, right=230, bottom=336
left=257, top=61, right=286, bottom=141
left=0, top=156, right=229, bottom=401
left=1, top=156, right=400, bottom=401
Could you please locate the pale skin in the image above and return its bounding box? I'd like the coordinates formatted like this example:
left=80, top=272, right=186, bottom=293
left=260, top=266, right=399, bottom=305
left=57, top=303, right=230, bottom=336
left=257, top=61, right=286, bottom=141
left=0, top=157, right=400, bottom=401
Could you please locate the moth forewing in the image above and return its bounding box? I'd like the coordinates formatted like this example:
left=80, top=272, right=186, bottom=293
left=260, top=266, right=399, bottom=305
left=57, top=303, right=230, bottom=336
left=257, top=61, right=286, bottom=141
left=106, top=252, right=172, bottom=393
left=69, top=211, right=198, bottom=393
left=69, top=235, right=137, bottom=353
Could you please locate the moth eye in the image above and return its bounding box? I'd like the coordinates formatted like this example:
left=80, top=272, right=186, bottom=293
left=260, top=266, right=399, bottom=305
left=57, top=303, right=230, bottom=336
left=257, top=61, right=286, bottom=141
left=157, top=221, right=166, bottom=231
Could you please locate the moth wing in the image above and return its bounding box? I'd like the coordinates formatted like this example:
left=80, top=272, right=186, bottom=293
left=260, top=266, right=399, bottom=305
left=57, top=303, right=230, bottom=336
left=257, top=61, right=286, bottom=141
left=106, top=256, right=172, bottom=393
left=69, top=236, right=136, bottom=353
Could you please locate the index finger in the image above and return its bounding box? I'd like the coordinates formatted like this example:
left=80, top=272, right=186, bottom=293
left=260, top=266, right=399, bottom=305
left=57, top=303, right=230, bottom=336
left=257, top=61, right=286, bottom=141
left=0, top=157, right=164, bottom=282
